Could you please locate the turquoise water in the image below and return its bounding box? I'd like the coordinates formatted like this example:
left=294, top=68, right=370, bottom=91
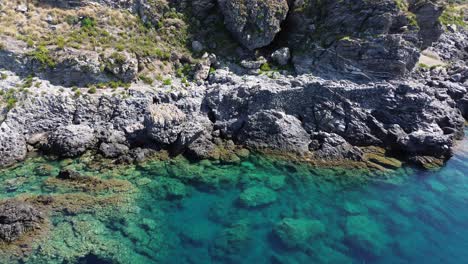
left=0, top=130, right=467, bottom=263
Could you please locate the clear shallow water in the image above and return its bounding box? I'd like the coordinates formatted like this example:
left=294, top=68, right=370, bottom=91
left=0, top=130, right=467, bottom=264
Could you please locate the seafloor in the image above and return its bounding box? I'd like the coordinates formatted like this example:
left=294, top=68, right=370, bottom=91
left=0, top=130, right=467, bottom=264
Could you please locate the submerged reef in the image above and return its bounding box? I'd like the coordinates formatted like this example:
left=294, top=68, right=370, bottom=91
left=0, top=132, right=464, bottom=263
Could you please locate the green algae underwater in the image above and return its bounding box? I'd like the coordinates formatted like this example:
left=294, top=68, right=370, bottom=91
left=0, top=131, right=467, bottom=264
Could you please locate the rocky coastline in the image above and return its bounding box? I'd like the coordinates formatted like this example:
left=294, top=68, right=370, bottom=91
left=0, top=0, right=467, bottom=171
left=0, top=0, right=467, bottom=260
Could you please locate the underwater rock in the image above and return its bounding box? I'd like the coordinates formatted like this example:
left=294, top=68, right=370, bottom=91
left=57, top=169, right=84, bottom=180
left=151, top=177, right=187, bottom=200
left=35, top=164, right=57, bottom=177
left=210, top=220, right=251, bottom=262
left=274, top=218, right=325, bottom=249
left=345, top=215, right=390, bottom=257
left=343, top=202, right=368, bottom=215
left=0, top=200, right=44, bottom=242
left=266, top=175, right=286, bottom=190
left=426, top=179, right=448, bottom=193
left=238, top=186, right=277, bottom=207
left=366, top=153, right=403, bottom=170
left=395, top=196, right=418, bottom=215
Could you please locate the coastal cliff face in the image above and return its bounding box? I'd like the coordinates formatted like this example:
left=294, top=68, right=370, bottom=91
left=0, top=0, right=467, bottom=169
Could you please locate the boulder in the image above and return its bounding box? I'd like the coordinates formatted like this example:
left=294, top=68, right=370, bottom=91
left=0, top=200, right=44, bottom=243
left=45, top=124, right=97, bottom=157
left=38, top=48, right=103, bottom=86
left=217, top=0, right=289, bottom=50
left=238, top=110, right=311, bottom=154
left=408, top=0, right=444, bottom=49
left=194, top=53, right=216, bottom=83
left=192, top=41, right=204, bottom=53
left=288, top=0, right=444, bottom=79
left=271, top=47, right=290, bottom=66
left=0, top=123, right=27, bottom=167
left=309, top=132, right=363, bottom=161
left=345, top=215, right=390, bottom=257
left=99, top=142, right=130, bottom=158
left=104, top=51, right=139, bottom=82
left=192, top=0, right=216, bottom=19
left=238, top=186, right=277, bottom=207
left=274, top=218, right=325, bottom=249
left=137, top=0, right=169, bottom=26
left=57, top=169, right=83, bottom=180
left=144, top=103, right=187, bottom=145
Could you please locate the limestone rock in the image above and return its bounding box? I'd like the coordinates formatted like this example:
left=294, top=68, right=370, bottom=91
left=0, top=200, right=44, bottom=243
left=194, top=53, right=216, bottom=83
left=145, top=104, right=187, bottom=145
left=271, top=47, right=290, bottom=66
left=104, top=51, right=139, bottom=82
left=309, top=132, right=363, bottom=161
left=45, top=124, right=97, bottom=157
left=238, top=110, right=311, bottom=154
left=408, top=0, right=444, bottom=48
left=192, top=0, right=216, bottom=19
left=137, top=0, right=169, bottom=26
left=99, top=142, right=130, bottom=158
left=0, top=123, right=27, bottom=168
left=57, top=169, right=83, bottom=180
left=288, top=0, right=444, bottom=79
left=217, top=0, right=289, bottom=50
left=192, top=41, right=204, bottom=53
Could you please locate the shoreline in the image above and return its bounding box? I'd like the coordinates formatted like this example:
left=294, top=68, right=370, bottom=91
left=0, top=68, right=466, bottom=170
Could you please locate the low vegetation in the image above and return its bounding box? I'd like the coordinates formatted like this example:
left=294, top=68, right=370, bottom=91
left=439, top=4, right=467, bottom=28
left=0, top=1, right=200, bottom=83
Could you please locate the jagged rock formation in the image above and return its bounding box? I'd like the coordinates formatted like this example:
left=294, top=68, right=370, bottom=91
left=44, top=124, right=98, bottom=157
left=0, top=0, right=466, bottom=169
left=287, top=0, right=445, bottom=79
left=217, top=0, right=289, bottom=50
left=0, top=200, right=44, bottom=243
left=0, top=123, right=27, bottom=168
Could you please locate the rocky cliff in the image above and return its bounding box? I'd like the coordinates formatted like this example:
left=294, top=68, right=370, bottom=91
left=0, top=0, right=467, bottom=169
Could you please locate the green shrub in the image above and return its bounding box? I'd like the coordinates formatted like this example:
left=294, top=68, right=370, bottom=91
left=65, top=15, right=80, bottom=25
left=81, top=17, right=96, bottom=28
left=418, top=63, right=429, bottom=69
left=139, top=75, right=154, bottom=85
left=163, top=78, right=172, bottom=85
left=21, top=75, right=34, bottom=88
left=110, top=52, right=127, bottom=64
left=6, top=97, right=17, bottom=110
left=56, top=36, right=66, bottom=49
left=29, top=46, right=56, bottom=68
left=88, top=87, right=97, bottom=94
left=26, top=39, right=34, bottom=48
left=260, top=63, right=271, bottom=72
left=439, top=5, right=466, bottom=27
left=74, top=90, right=82, bottom=98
